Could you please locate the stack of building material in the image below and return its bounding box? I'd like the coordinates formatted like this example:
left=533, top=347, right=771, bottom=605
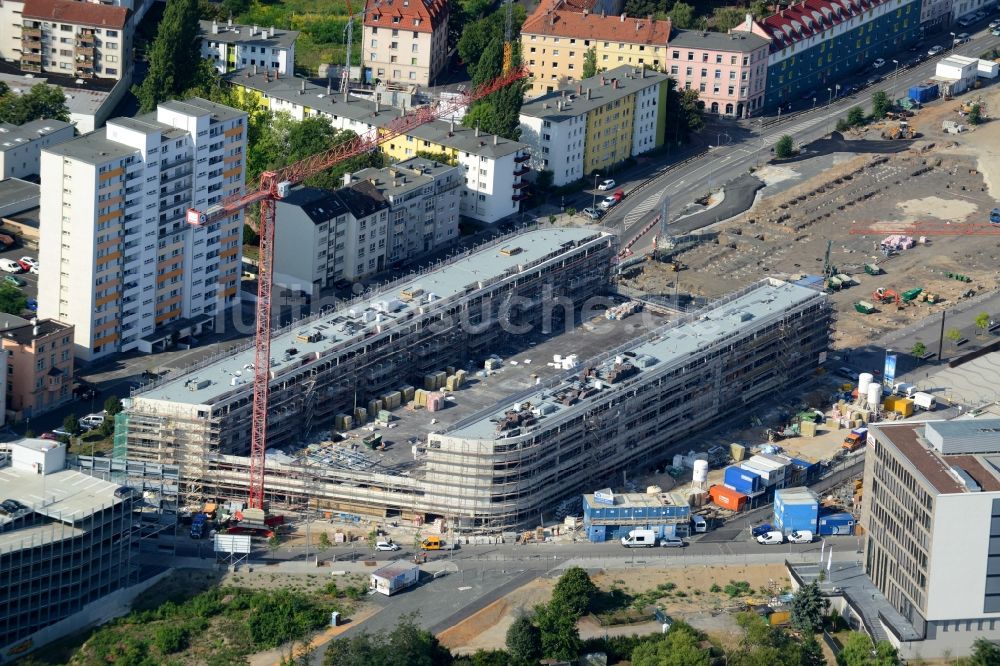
left=367, top=399, right=383, bottom=419
left=414, top=389, right=428, bottom=407
left=383, top=391, right=402, bottom=409
left=335, top=414, right=354, bottom=430
left=353, top=407, right=367, bottom=425
left=401, top=385, right=415, bottom=402
left=427, top=392, right=445, bottom=412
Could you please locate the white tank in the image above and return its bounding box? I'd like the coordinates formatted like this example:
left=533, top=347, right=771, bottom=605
left=646, top=485, right=662, bottom=495
left=672, top=454, right=684, bottom=468
left=858, top=373, right=874, bottom=397
left=693, top=459, right=709, bottom=485
left=867, top=382, right=882, bottom=409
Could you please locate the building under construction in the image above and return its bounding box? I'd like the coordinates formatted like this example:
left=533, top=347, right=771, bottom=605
left=118, top=261, right=829, bottom=529
left=118, top=227, right=617, bottom=500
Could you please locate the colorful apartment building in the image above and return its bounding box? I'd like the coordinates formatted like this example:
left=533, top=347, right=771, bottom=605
left=363, top=0, right=449, bottom=86
left=664, top=27, right=770, bottom=118
left=521, top=0, right=671, bottom=96
left=1, top=317, right=74, bottom=420
left=200, top=20, right=298, bottom=75
left=226, top=71, right=531, bottom=223
left=519, top=65, right=667, bottom=185
left=734, top=0, right=921, bottom=109
left=38, top=99, right=246, bottom=361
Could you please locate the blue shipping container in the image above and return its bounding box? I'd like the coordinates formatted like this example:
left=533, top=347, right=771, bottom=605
left=774, top=489, right=818, bottom=532
left=724, top=466, right=763, bottom=495
left=818, top=512, right=856, bottom=535
left=908, top=83, right=938, bottom=104
left=790, top=458, right=819, bottom=482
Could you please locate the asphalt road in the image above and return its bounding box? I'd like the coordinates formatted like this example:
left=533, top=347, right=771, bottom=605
left=589, top=27, right=1000, bottom=255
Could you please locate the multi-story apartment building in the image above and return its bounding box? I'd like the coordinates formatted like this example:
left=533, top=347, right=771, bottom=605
left=117, top=228, right=617, bottom=506
left=226, top=70, right=532, bottom=223
left=664, top=26, right=770, bottom=117
left=0, top=439, right=138, bottom=660
left=862, top=419, right=1000, bottom=658
left=0, top=119, right=74, bottom=179
left=18, top=0, right=131, bottom=81
left=199, top=20, right=298, bottom=75
left=519, top=65, right=668, bottom=185
left=919, top=0, right=951, bottom=27
left=1, top=317, right=74, bottom=420
left=734, top=0, right=921, bottom=109
left=521, top=2, right=671, bottom=96
left=37, top=98, right=246, bottom=361
left=952, top=0, right=992, bottom=22
left=362, top=0, right=449, bottom=86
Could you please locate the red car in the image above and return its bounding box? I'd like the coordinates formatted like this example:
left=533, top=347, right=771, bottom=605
left=39, top=432, right=59, bottom=440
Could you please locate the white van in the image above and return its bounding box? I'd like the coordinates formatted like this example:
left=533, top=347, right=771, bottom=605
left=620, top=529, right=657, bottom=548
left=913, top=392, right=936, bottom=410
left=894, top=382, right=917, bottom=398
left=0, top=259, right=21, bottom=273
left=691, top=515, right=708, bottom=533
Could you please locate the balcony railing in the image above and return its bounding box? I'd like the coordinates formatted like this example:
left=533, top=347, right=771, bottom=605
left=514, top=153, right=531, bottom=163
left=513, top=165, right=530, bottom=177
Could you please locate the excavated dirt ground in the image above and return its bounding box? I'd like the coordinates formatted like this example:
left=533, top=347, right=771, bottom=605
left=622, top=85, right=1000, bottom=351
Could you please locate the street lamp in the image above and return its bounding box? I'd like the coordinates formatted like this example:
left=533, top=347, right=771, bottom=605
left=950, top=32, right=956, bottom=52
left=592, top=173, right=600, bottom=211
left=707, top=145, right=715, bottom=191
left=891, top=59, right=900, bottom=98
left=827, top=87, right=833, bottom=106
left=812, top=96, right=817, bottom=109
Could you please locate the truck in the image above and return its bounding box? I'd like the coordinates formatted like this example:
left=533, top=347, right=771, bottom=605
left=854, top=301, right=875, bottom=314
left=419, top=535, right=455, bottom=551
left=190, top=512, right=208, bottom=539
left=369, top=561, right=421, bottom=596
left=893, top=382, right=917, bottom=397
left=620, top=529, right=657, bottom=547
left=864, top=263, right=882, bottom=276
left=843, top=427, right=868, bottom=452
left=913, top=392, right=936, bottom=410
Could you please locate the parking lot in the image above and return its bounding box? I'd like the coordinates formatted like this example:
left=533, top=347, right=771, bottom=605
left=0, top=243, right=38, bottom=312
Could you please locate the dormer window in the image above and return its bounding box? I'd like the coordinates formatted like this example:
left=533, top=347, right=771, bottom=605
left=392, top=15, right=400, bottom=23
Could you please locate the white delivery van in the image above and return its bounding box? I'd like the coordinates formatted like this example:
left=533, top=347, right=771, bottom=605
left=620, top=529, right=657, bottom=548
left=894, top=382, right=917, bottom=397
left=913, top=392, right=936, bottom=410
left=691, top=515, right=708, bottom=533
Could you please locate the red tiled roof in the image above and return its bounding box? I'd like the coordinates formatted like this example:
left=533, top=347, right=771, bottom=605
left=757, top=0, right=888, bottom=51
left=23, top=0, right=128, bottom=28
left=364, top=0, right=447, bottom=34
left=522, top=2, right=671, bottom=45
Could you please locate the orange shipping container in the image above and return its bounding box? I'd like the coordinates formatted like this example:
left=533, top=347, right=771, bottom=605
left=709, top=485, right=747, bottom=511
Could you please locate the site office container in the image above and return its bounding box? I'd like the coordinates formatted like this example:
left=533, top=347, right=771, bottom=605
left=818, top=512, right=856, bottom=535
left=709, top=484, right=747, bottom=511
left=724, top=466, right=764, bottom=495
left=773, top=487, right=819, bottom=532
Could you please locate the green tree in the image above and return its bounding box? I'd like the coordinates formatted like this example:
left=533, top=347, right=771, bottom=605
left=366, top=528, right=379, bottom=551
left=713, top=6, right=747, bottom=31
left=534, top=599, right=582, bottom=661
left=534, top=169, right=554, bottom=191
left=152, top=625, right=188, bottom=654
left=871, top=91, right=892, bottom=120
left=134, top=0, right=205, bottom=112
left=836, top=633, right=898, bottom=666
left=946, top=327, right=963, bottom=347
left=0, top=84, right=69, bottom=124
left=317, top=532, right=332, bottom=549
left=631, top=622, right=710, bottom=666
left=967, top=638, right=1000, bottom=665
left=415, top=150, right=457, bottom=165
left=104, top=395, right=123, bottom=416
left=846, top=106, right=866, bottom=127
left=243, top=225, right=260, bottom=246
left=582, top=47, right=598, bottom=78
left=551, top=567, right=598, bottom=617
left=774, top=135, right=795, bottom=159
left=669, top=2, right=696, bottom=28
left=565, top=207, right=577, bottom=218
left=801, top=634, right=827, bottom=666
left=463, top=38, right=527, bottom=140
left=457, top=5, right=526, bottom=81
left=911, top=341, right=927, bottom=357
left=750, top=0, right=770, bottom=17
left=267, top=534, right=282, bottom=559
left=968, top=103, right=982, bottom=125
left=0, top=282, right=27, bottom=315
left=505, top=614, right=542, bottom=665
left=63, top=413, right=82, bottom=436
left=790, top=581, right=827, bottom=632
left=975, top=312, right=990, bottom=336
left=323, top=617, right=452, bottom=665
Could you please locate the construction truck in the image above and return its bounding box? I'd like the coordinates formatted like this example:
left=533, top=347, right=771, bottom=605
left=854, top=301, right=875, bottom=314
left=190, top=512, right=209, bottom=539
left=864, top=263, right=881, bottom=276
left=843, top=427, right=868, bottom=452
left=881, top=121, right=914, bottom=140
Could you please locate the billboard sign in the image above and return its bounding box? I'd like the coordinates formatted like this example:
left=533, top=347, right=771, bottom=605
left=214, top=534, right=252, bottom=554
left=883, top=353, right=897, bottom=390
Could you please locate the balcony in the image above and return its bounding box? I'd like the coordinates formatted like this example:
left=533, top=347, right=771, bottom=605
left=514, top=153, right=531, bottom=163
left=512, top=180, right=529, bottom=189
left=512, top=191, right=530, bottom=202
left=75, top=45, right=94, bottom=57
left=21, top=27, right=41, bottom=39
left=513, top=165, right=530, bottom=177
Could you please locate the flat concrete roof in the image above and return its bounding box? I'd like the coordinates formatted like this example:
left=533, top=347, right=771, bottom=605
left=520, top=65, right=668, bottom=120
left=583, top=491, right=687, bottom=509
left=0, top=466, right=121, bottom=523
left=0, top=178, right=40, bottom=216
left=0, top=522, right=85, bottom=555
left=133, top=227, right=608, bottom=406
left=0, top=118, right=73, bottom=152
left=200, top=20, right=299, bottom=49
left=43, top=127, right=136, bottom=166
left=0, top=72, right=112, bottom=117
left=667, top=28, right=769, bottom=52
left=446, top=279, right=824, bottom=440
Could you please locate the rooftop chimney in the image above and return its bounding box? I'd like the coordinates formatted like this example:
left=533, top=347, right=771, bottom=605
left=586, top=87, right=591, bottom=99
left=577, top=84, right=582, bottom=94
left=450, top=117, right=455, bottom=132
left=269, top=25, right=275, bottom=37
left=620, top=12, right=626, bottom=21
left=375, top=98, right=380, bottom=112
left=252, top=64, right=257, bottom=76
left=253, top=24, right=259, bottom=35
left=344, top=173, right=353, bottom=186
left=227, top=16, right=233, bottom=27
left=211, top=20, right=219, bottom=34
left=300, top=79, right=305, bottom=94
left=745, top=12, right=753, bottom=29
left=493, top=134, right=498, bottom=145
left=327, top=79, right=332, bottom=95
left=475, top=123, right=480, bottom=137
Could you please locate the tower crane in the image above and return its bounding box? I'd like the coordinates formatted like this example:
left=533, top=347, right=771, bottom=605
left=185, top=66, right=528, bottom=512
left=341, top=0, right=380, bottom=94
left=502, top=0, right=514, bottom=74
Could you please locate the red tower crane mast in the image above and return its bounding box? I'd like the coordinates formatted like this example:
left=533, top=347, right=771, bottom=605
left=186, top=67, right=527, bottom=511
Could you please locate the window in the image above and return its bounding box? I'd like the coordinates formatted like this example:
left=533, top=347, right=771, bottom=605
left=371, top=39, right=377, bottom=47
left=699, top=68, right=705, bottom=76
left=716, top=54, right=722, bottom=63
left=687, top=51, right=694, bottom=60
left=672, top=50, right=679, bottom=58
left=670, top=65, right=678, bottom=74
left=715, top=69, right=721, bottom=78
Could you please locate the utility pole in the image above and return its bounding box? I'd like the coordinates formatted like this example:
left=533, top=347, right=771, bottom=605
left=937, top=310, right=947, bottom=361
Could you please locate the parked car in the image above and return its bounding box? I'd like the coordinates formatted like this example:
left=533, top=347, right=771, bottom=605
left=39, top=432, right=59, bottom=440
left=597, top=179, right=616, bottom=191
left=78, top=413, right=106, bottom=430
left=52, top=427, right=73, bottom=438
left=3, top=275, right=24, bottom=288
left=954, top=32, right=971, bottom=44
left=993, top=27, right=1000, bottom=35
left=660, top=536, right=687, bottom=548
left=25, top=298, right=37, bottom=312
left=582, top=207, right=603, bottom=220
left=956, top=16, right=973, bottom=26
left=0, top=258, right=22, bottom=273
left=927, top=44, right=945, bottom=56
left=599, top=194, right=621, bottom=210
left=872, top=58, right=886, bottom=68
left=756, top=531, right=785, bottom=545
left=788, top=530, right=814, bottom=544
left=989, top=19, right=1000, bottom=27
left=17, top=257, right=36, bottom=271
left=375, top=540, right=400, bottom=551
left=751, top=523, right=774, bottom=537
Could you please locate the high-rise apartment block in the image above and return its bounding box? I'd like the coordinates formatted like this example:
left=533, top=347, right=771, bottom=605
left=38, top=98, right=246, bottom=361
left=16, top=0, right=131, bottom=80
